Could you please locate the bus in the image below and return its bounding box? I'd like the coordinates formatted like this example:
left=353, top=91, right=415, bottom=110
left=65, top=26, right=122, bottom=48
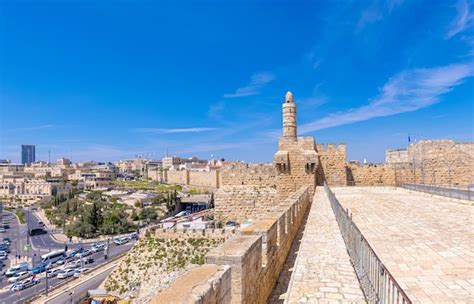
left=41, top=250, right=66, bottom=264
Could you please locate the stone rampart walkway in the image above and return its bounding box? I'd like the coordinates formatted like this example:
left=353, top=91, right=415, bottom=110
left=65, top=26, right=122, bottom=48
left=283, top=187, right=365, bottom=303
left=333, top=186, right=474, bottom=303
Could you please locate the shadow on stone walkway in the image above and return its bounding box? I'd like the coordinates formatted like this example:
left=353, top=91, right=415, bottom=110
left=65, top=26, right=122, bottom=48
left=268, top=204, right=311, bottom=303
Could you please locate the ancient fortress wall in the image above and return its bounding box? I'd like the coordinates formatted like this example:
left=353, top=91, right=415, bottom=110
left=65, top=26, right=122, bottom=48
left=165, top=170, right=188, bottom=185
left=347, top=140, right=473, bottom=187
left=404, top=140, right=474, bottom=187
left=220, top=164, right=277, bottom=187
left=386, top=149, right=408, bottom=163
left=347, top=163, right=396, bottom=186
left=155, top=186, right=311, bottom=304
left=163, top=170, right=220, bottom=189
left=316, top=144, right=348, bottom=186
left=144, top=226, right=237, bottom=240
left=214, top=186, right=277, bottom=223
left=275, top=136, right=318, bottom=200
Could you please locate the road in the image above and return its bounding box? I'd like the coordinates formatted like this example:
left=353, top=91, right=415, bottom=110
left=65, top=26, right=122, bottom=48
left=0, top=209, right=136, bottom=304
left=46, top=267, right=115, bottom=304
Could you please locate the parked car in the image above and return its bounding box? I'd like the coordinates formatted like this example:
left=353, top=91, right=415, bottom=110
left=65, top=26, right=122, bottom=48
left=0, top=244, right=11, bottom=253
left=8, top=271, right=31, bottom=283
left=10, top=278, right=39, bottom=291
left=57, top=268, right=75, bottom=279
left=68, top=247, right=84, bottom=258
left=74, top=249, right=92, bottom=258
left=0, top=228, right=6, bottom=233
left=73, top=268, right=90, bottom=278
left=91, top=243, right=105, bottom=253
left=64, top=260, right=80, bottom=269
left=6, top=263, right=30, bottom=277
left=46, top=268, right=62, bottom=278
left=0, top=251, right=8, bottom=260
left=113, top=237, right=129, bottom=245
left=2, top=224, right=10, bottom=229
left=3, top=237, right=11, bottom=245
left=225, top=220, right=239, bottom=227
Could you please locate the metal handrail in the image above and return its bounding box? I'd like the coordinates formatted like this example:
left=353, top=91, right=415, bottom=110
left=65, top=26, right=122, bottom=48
left=399, top=183, right=472, bottom=201
left=324, top=183, right=412, bottom=304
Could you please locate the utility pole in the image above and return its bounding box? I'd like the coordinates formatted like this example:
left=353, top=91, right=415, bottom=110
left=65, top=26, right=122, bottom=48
left=45, top=269, right=49, bottom=296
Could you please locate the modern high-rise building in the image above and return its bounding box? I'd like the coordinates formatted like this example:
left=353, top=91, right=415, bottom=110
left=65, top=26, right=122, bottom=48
left=21, top=145, right=36, bottom=165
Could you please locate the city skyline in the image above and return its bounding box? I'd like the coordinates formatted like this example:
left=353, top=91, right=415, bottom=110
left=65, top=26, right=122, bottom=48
left=1, top=0, right=473, bottom=163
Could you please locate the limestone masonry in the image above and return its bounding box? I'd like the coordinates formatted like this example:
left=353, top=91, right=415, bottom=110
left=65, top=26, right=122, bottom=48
left=148, top=91, right=473, bottom=304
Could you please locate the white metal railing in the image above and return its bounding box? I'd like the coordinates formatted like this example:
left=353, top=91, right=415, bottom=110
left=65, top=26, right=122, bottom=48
left=399, top=183, right=472, bottom=201
left=324, top=183, right=412, bottom=304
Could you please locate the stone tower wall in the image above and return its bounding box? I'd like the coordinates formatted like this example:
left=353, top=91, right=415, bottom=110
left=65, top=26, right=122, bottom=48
left=316, top=144, right=348, bottom=186
left=275, top=136, right=318, bottom=200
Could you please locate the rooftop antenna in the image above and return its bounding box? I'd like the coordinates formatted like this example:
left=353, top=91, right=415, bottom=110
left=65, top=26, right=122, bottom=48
left=166, top=148, right=169, bottom=157
left=48, top=149, right=51, bottom=164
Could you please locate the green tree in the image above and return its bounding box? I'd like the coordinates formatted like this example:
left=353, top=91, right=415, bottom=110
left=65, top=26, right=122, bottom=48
left=88, top=201, right=103, bottom=233
left=139, top=207, right=157, bottom=221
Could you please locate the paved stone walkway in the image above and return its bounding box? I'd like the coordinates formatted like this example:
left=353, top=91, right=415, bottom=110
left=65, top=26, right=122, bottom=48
left=333, top=186, right=474, bottom=303
left=284, top=187, right=366, bottom=303
left=269, top=203, right=309, bottom=303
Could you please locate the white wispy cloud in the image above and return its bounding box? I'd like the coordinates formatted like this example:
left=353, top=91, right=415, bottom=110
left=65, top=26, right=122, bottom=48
left=357, top=0, right=404, bottom=30
left=446, top=0, right=472, bottom=39
left=299, top=63, right=474, bottom=134
left=223, top=72, right=275, bottom=98
left=5, top=124, right=56, bottom=132
left=133, top=127, right=218, bottom=134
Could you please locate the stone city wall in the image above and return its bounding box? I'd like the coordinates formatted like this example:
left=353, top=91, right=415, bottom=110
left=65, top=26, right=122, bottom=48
left=149, top=187, right=310, bottom=304
left=316, top=144, right=348, bottom=186
left=147, top=227, right=237, bottom=240
left=386, top=149, right=409, bottom=164
left=347, top=163, right=396, bottom=186
left=205, top=187, right=311, bottom=304
left=151, top=264, right=231, bottom=304
left=162, top=169, right=220, bottom=189
left=404, top=140, right=474, bottom=187
left=348, top=139, right=473, bottom=187
left=220, top=164, right=277, bottom=187
left=214, top=185, right=278, bottom=223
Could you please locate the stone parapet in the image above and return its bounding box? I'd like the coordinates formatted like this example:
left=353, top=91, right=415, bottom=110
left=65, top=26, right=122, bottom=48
left=205, top=187, right=311, bottom=304
left=148, top=227, right=237, bottom=240
left=150, top=264, right=231, bottom=304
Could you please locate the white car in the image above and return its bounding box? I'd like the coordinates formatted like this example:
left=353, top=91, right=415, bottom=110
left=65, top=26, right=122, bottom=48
left=8, top=271, right=31, bottom=283
left=57, top=268, right=75, bottom=279
left=66, top=260, right=83, bottom=269
left=10, top=278, right=39, bottom=291
left=74, top=249, right=92, bottom=258
left=73, top=268, right=90, bottom=278
left=6, top=262, right=30, bottom=277
left=0, top=251, right=7, bottom=260
left=113, top=237, right=129, bottom=245
left=46, top=268, right=62, bottom=278
left=91, top=243, right=105, bottom=253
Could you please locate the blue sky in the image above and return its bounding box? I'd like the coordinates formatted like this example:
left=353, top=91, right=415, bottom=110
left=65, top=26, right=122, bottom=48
left=1, top=0, right=473, bottom=163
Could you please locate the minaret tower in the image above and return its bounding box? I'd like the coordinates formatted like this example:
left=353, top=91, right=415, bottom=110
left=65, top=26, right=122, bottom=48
left=282, top=91, right=297, bottom=139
